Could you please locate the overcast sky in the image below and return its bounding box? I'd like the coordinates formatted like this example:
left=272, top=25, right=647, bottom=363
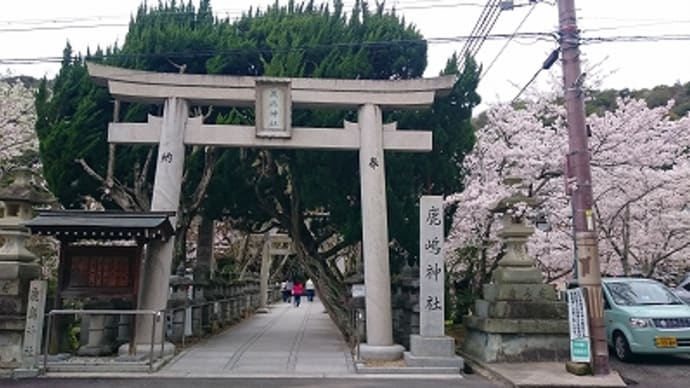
left=2, top=0, right=689, bottom=107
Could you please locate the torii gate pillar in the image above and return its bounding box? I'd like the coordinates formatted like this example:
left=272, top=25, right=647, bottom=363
left=357, top=104, right=404, bottom=360
left=130, top=98, right=189, bottom=356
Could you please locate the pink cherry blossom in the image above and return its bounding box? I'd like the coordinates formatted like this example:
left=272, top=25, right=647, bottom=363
left=447, top=93, right=690, bottom=287
left=0, top=77, right=38, bottom=178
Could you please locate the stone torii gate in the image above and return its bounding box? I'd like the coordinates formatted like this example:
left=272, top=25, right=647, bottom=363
left=87, top=63, right=454, bottom=361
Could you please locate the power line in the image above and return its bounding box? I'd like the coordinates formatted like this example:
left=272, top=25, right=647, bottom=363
left=4, top=31, right=688, bottom=66
left=466, top=2, right=503, bottom=60
left=470, top=2, right=502, bottom=57
left=481, top=2, right=538, bottom=80
left=582, top=34, right=690, bottom=43
left=0, top=32, right=556, bottom=65
left=457, top=0, right=502, bottom=70
left=456, top=1, right=495, bottom=66
left=582, top=19, right=690, bottom=33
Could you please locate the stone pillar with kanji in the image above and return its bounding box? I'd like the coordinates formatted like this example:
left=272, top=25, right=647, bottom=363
left=403, top=195, right=463, bottom=373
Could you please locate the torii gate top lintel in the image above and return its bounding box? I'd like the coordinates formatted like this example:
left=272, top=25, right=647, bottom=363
left=86, top=62, right=456, bottom=109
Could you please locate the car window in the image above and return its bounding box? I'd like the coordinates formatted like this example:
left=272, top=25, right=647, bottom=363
left=604, top=281, right=683, bottom=306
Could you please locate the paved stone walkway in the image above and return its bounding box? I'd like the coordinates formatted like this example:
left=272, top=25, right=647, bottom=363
left=159, top=299, right=354, bottom=377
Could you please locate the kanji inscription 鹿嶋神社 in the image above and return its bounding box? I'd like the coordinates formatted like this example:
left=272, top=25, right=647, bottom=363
left=419, top=195, right=444, bottom=337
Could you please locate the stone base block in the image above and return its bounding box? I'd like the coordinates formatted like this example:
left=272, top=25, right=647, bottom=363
left=492, top=267, right=543, bottom=284
left=462, top=329, right=569, bottom=363
left=0, top=262, right=41, bottom=283
left=359, top=343, right=405, bottom=361
left=403, top=352, right=463, bottom=371
left=475, top=300, right=568, bottom=320
left=117, top=341, right=175, bottom=360
left=465, top=316, right=568, bottom=334
left=483, top=283, right=556, bottom=302
left=0, top=330, right=23, bottom=367
left=256, top=307, right=270, bottom=314
left=409, top=334, right=456, bottom=358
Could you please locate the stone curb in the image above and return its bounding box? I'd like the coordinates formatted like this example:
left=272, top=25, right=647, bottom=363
left=456, top=350, right=626, bottom=388
left=32, top=372, right=468, bottom=380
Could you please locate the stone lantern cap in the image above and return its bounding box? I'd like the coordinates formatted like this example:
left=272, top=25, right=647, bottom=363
left=491, top=176, right=539, bottom=214
left=0, top=168, right=53, bottom=205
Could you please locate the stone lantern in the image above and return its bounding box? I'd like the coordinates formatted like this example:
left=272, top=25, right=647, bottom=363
left=0, top=168, right=52, bottom=368
left=0, top=168, right=50, bottom=262
left=462, top=176, right=569, bottom=363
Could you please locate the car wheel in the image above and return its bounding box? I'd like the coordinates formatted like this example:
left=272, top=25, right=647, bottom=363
left=614, top=331, right=634, bottom=362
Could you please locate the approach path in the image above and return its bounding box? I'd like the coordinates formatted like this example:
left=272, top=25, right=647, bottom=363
left=159, top=298, right=354, bottom=377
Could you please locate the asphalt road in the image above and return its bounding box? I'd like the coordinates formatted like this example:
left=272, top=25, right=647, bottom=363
left=1, top=376, right=506, bottom=388
left=610, top=353, right=690, bottom=387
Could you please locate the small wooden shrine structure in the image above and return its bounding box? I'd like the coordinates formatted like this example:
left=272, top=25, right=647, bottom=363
left=24, top=211, right=174, bottom=304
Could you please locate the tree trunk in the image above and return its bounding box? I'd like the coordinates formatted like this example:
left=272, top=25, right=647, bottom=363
left=622, top=205, right=631, bottom=275
left=281, top=168, right=353, bottom=340
left=196, top=215, right=215, bottom=271
left=174, top=225, right=188, bottom=270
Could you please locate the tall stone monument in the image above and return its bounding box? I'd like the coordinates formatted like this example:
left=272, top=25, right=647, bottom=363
left=463, top=177, right=569, bottom=362
left=404, top=196, right=463, bottom=372
left=0, top=169, right=50, bottom=369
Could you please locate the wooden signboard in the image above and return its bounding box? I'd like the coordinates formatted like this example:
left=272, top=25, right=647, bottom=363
left=59, top=246, right=140, bottom=298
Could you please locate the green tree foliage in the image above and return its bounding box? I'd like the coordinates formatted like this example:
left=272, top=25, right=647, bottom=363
left=587, top=81, right=690, bottom=119
left=35, top=0, right=480, bottom=336
left=35, top=44, right=113, bottom=208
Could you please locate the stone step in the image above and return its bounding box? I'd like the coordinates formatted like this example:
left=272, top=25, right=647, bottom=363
left=354, top=362, right=461, bottom=375
left=403, top=352, right=464, bottom=369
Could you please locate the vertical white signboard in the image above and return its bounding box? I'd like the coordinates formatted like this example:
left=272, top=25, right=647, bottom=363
left=420, top=195, right=444, bottom=337
left=567, top=287, right=591, bottom=363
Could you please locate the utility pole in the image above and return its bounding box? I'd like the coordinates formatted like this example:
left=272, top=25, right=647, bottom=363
left=558, top=0, right=610, bottom=375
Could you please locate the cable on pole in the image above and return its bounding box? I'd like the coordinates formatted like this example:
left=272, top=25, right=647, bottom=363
left=511, top=47, right=559, bottom=102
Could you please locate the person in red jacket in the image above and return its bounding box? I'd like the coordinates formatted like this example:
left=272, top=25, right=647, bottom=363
left=292, top=282, right=304, bottom=307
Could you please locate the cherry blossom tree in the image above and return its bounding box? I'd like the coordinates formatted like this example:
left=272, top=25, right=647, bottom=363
left=0, top=77, right=38, bottom=181
left=447, top=94, right=690, bottom=291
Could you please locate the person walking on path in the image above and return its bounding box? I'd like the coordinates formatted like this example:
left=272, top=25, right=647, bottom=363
left=280, top=280, right=289, bottom=303
left=283, top=279, right=294, bottom=303
left=305, top=278, right=315, bottom=302
left=292, top=282, right=304, bottom=307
